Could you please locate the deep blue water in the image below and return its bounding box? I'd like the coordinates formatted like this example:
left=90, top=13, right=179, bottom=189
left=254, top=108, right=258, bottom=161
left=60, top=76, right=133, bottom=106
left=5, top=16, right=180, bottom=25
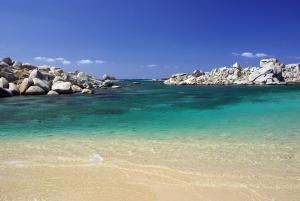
left=1, top=80, right=300, bottom=142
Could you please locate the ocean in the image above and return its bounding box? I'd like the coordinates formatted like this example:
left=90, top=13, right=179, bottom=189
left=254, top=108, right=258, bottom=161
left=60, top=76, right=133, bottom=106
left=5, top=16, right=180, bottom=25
left=0, top=81, right=299, bottom=201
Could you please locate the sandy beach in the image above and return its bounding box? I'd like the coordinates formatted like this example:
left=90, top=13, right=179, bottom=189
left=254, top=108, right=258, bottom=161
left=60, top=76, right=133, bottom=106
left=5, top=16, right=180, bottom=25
left=1, top=137, right=299, bottom=201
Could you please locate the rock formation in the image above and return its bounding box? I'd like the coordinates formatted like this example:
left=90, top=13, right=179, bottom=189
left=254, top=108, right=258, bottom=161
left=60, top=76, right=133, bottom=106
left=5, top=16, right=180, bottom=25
left=0, top=57, right=117, bottom=98
left=164, top=58, right=300, bottom=85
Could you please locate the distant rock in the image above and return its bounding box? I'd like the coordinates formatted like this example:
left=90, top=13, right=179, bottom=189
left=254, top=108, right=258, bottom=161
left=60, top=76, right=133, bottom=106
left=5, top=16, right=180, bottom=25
left=0, top=77, right=9, bottom=88
left=0, top=61, right=10, bottom=68
left=164, top=58, right=296, bottom=86
left=77, top=72, right=88, bottom=81
left=12, top=61, right=22, bottom=69
left=52, top=81, right=72, bottom=94
left=19, top=78, right=34, bottom=94
left=102, top=74, right=116, bottom=80
left=192, top=70, right=204, bottom=77
left=25, top=86, right=45, bottom=95
left=102, top=80, right=113, bottom=87
left=2, top=57, right=13, bottom=66
left=0, top=87, right=13, bottom=97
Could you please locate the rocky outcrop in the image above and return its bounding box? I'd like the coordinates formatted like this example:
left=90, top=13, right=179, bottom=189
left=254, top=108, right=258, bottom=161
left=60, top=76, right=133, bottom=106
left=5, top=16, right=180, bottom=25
left=0, top=57, right=118, bottom=98
left=164, top=59, right=300, bottom=86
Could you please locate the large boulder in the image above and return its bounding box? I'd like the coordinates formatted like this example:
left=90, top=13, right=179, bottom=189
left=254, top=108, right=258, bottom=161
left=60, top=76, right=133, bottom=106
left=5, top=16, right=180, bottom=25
left=2, top=57, right=13, bottom=66
left=19, top=78, right=34, bottom=94
left=52, top=81, right=72, bottom=94
left=25, top=86, right=45, bottom=95
left=8, top=83, right=19, bottom=95
left=33, top=78, right=50, bottom=92
left=0, top=87, right=13, bottom=98
left=29, top=69, right=44, bottom=80
left=0, top=77, right=9, bottom=88
left=21, top=63, right=37, bottom=70
left=52, top=76, right=64, bottom=83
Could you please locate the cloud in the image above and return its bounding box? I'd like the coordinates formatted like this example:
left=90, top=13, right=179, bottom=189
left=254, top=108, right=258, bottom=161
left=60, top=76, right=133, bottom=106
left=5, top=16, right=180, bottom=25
left=232, top=52, right=268, bottom=58
left=34, top=56, right=71, bottom=65
left=77, top=59, right=93, bottom=65
left=95, top=60, right=106, bottom=64
left=77, top=59, right=106, bottom=65
left=147, top=64, right=158, bottom=68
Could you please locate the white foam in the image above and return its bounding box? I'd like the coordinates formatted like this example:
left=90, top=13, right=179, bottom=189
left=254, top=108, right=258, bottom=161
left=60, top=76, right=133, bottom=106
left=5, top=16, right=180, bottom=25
left=89, top=153, right=104, bottom=164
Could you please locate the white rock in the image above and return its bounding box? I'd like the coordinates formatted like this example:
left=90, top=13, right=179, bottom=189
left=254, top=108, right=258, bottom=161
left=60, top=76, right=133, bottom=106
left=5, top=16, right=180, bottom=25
left=33, top=78, right=50, bottom=92
left=0, top=77, right=9, bottom=88
left=82, top=88, right=93, bottom=94
left=19, top=78, right=33, bottom=95
left=52, top=81, right=72, bottom=94
left=25, top=86, right=45, bottom=95
left=8, top=83, right=19, bottom=95
left=72, top=85, right=82, bottom=93
left=47, top=90, right=59, bottom=96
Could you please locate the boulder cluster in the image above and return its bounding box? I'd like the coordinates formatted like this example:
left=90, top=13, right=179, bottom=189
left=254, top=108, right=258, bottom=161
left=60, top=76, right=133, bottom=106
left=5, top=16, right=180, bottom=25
left=164, top=58, right=300, bottom=85
left=0, top=57, right=117, bottom=98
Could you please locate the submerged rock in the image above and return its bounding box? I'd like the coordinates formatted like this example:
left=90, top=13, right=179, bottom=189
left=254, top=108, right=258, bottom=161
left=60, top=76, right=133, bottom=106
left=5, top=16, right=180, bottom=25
left=47, top=90, right=59, bottom=96
left=81, top=88, right=93, bottom=94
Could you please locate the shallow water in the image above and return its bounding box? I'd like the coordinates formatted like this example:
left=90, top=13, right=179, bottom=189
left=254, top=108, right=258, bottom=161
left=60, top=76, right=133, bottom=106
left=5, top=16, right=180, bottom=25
left=1, top=81, right=300, bottom=142
left=0, top=81, right=300, bottom=201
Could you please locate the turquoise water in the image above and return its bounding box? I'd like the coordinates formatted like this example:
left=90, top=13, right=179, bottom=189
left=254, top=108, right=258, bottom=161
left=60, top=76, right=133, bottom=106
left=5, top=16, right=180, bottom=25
left=1, top=80, right=300, bottom=142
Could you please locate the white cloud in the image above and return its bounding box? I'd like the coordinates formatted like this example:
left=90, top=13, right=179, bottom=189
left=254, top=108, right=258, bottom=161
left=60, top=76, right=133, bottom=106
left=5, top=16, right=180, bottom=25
left=95, top=60, right=106, bottom=64
left=147, top=64, right=158, bottom=68
left=62, top=60, right=71, bottom=65
left=78, top=59, right=93, bottom=65
left=34, top=56, right=71, bottom=65
left=233, top=52, right=268, bottom=58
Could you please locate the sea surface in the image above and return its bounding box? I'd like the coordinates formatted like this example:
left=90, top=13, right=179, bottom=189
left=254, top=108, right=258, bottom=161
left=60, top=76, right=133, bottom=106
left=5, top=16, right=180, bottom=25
left=1, top=80, right=300, bottom=142
left=0, top=81, right=300, bottom=201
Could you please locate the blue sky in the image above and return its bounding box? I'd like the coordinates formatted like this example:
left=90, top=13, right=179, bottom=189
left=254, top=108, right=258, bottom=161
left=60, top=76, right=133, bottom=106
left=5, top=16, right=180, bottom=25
left=0, top=0, right=299, bottom=78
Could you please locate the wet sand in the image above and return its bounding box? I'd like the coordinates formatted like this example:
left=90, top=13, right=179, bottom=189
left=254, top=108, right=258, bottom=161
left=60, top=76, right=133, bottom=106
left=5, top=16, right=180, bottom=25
left=0, top=137, right=299, bottom=201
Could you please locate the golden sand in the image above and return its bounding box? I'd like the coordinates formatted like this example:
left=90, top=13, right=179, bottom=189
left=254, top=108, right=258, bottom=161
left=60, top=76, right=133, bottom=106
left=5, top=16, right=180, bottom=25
left=0, top=137, right=299, bottom=201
